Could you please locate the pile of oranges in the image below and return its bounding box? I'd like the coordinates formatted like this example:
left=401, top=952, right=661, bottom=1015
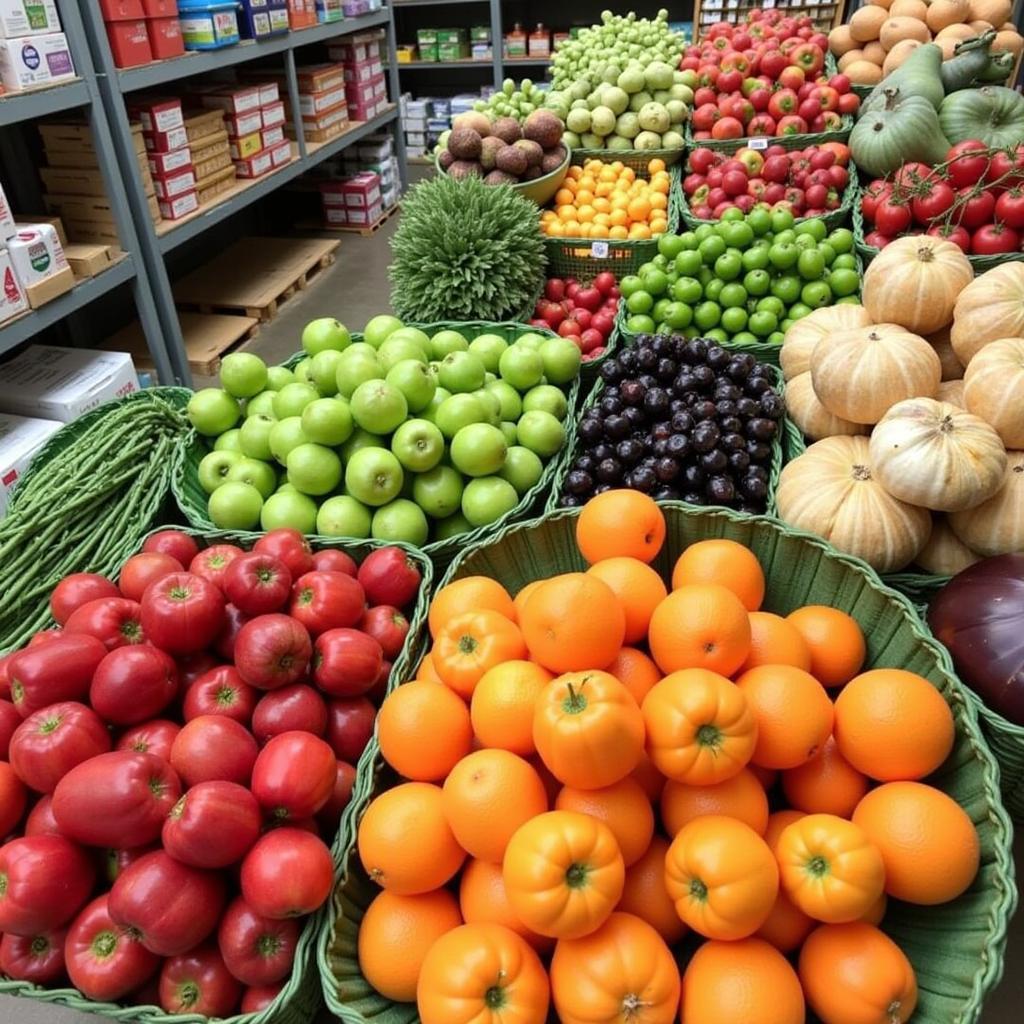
left=353, top=490, right=980, bottom=1024
left=540, top=157, right=671, bottom=240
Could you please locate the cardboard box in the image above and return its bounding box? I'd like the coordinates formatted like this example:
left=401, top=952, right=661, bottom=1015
left=13, top=214, right=65, bottom=246
left=0, top=248, right=27, bottom=325
left=193, top=144, right=232, bottom=179
left=43, top=194, right=117, bottom=224
left=288, top=99, right=347, bottom=132
left=300, top=84, right=346, bottom=118
left=295, top=63, right=345, bottom=93
left=141, top=0, right=176, bottom=14
left=261, top=100, right=285, bottom=128
left=0, top=414, right=63, bottom=517
left=0, top=346, right=139, bottom=423
left=153, top=167, right=196, bottom=200
left=158, top=190, right=199, bottom=220
left=0, top=32, right=75, bottom=90
left=183, top=108, right=226, bottom=142
left=100, top=0, right=145, bottom=21
left=228, top=132, right=261, bottom=160
left=146, top=17, right=185, bottom=59
left=339, top=171, right=380, bottom=208
left=347, top=93, right=385, bottom=121
left=343, top=58, right=382, bottom=84
left=345, top=78, right=375, bottom=108
left=344, top=200, right=382, bottom=226
left=200, top=85, right=261, bottom=116
left=253, top=81, right=278, bottom=106
left=234, top=149, right=273, bottom=178
left=24, top=264, right=73, bottom=307
left=324, top=205, right=348, bottom=225
left=196, top=163, right=236, bottom=205
left=269, top=140, right=291, bottom=168
left=0, top=0, right=61, bottom=38
left=0, top=183, right=15, bottom=241
left=40, top=166, right=109, bottom=198
left=261, top=124, right=285, bottom=148
left=105, top=19, right=152, bottom=68
left=225, top=108, right=262, bottom=137
left=144, top=124, right=189, bottom=153
left=328, top=36, right=380, bottom=63
left=147, top=147, right=192, bottom=177
left=64, top=243, right=115, bottom=278
left=287, top=0, right=315, bottom=29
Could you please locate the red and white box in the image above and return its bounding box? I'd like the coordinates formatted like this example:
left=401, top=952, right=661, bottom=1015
left=146, top=18, right=184, bottom=60
left=344, top=200, right=383, bottom=226
left=251, top=81, right=279, bottom=106
left=158, top=190, right=199, bottom=220
left=153, top=167, right=197, bottom=200
left=261, top=124, right=285, bottom=148
left=328, top=33, right=381, bottom=64
left=105, top=20, right=152, bottom=68
left=261, top=100, right=286, bottom=128
left=100, top=0, right=145, bottom=19
left=371, top=75, right=387, bottom=99
left=342, top=171, right=381, bottom=208
left=200, top=85, right=261, bottom=116
left=295, top=64, right=345, bottom=93
left=324, top=205, right=348, bottom=226
left=131, top=97, right=184, bottom=133
left=147, top=147, right=192, bottom=176
left=347, top=93, right=383, bottom=121
left=144, top=124, right=189, bottom=153
left=343, top=58, right=383, bottom=84
left=300, top=85, right=347, bottom=118
left=292, top=101, right=348, bottom=134
left=234, top=150, right=274, bottom=179
left=141, top=0, right=176, bottom=13
left=225, top=109, right=262, bottom=138
left=345, top=78, right=375, bottom=108
left=269, top=140, right=292, bottom=168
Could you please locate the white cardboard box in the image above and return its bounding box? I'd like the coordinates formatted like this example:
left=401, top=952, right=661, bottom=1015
left=0, top=412, right=62, bottom=518
left=0, top=0, right=61, bottom=39
left=0, top=182, right=15, bottom=240
left=7, top=223, right=68, bottom=288
left=0, top=248, right=28, bottom=324
left=0, top=31, right=74, bottom=91
left=0, top=346, right=139, bottom=422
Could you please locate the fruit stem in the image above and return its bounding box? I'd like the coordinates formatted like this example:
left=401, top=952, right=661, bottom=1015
left=565, top=862, right=590, bottom=889
left=805, top=854, right=830, bottom=878
left=696, top=723, right=722, bottom=750
left=458, top=634, right=479, bottom=655
left=562, top=681, right=588, bottom=715
left=689, top=877, right=708, bottom=902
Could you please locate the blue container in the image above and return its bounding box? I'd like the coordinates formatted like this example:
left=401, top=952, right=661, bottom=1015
left=238, top=0, right=289, bottom=39
left=177, top=0, right=241, bottom=49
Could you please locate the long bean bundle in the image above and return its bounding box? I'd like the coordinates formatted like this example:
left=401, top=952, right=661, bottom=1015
left=0, top=388, right=192, bottom=652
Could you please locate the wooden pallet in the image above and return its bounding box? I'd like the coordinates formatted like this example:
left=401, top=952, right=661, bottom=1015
left=328, top=202, right=400, bottom=237
left=173, top=236, right=340, bottom=322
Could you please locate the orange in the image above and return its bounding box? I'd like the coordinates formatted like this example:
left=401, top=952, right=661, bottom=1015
left=648, top=158, right=666, bottom=174
left=519, top=573, right=625, bottom=673
left=735, top=665, right=834, bottom=770
left=428, top=577, right=515, bottom=637
left=671, top=539, right=765, bottom=611
left=512, top=578, right=544, bottom=620
left=458, top=857, right=554, bottom=954
left=415, top=652, right=443, bottom=685
left=630, top=751, right=666, bottom=803
left=585, top=557, right=667, bottom=644
left=576, top=489, right=665, bottom=564
left=358, top=782, right=465, bottom=894
left=648, top=585, right=751, bottom=676
left=441, top=750, right=548, bottom=863
left=470, top=660, right=553, bottom=756
left=755, top=888, right=815, bottom=954
left=605, top=647, right=661, bottom=706
left=660, top=768, right=769, bottom=837
left=627, top=196, right=651, bottom=222
left=555, top=777, right=654, bottom=866
left=781, top=736, right=869, bottom=818
left=763, top=810, right=806, bottom=853
left=432, top=611, right=527, bottom=699
left=378, top=680, right=473, bottom=782
left=358, top=889, right=462, bottom=1001
left=852, top=781, right=979, bottom=905
left=554, top=187, right=574, bottom=206
left=785, top=605, right=865, bottom=687
left=737, top=612, right=812, bottom=673
left=833, top=669, right=955, bottom=782
left=616, top=835, right=687, bottom=944
left=682, top=937, right=805, bottom=1024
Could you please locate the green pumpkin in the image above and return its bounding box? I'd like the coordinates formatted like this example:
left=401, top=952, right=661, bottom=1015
left=864, top=43, right=945, bottom=112
left=851, top=90, right=951, bottom=178
left=939, top=86, right=1024, bottom=149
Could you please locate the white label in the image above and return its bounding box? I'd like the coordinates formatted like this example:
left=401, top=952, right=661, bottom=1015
left=749, top=137, right=769, bottom=150
left=590, top=241, right=609, bottom=258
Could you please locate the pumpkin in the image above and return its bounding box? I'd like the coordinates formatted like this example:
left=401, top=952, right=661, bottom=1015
left=970, top=18, right=996, bottom=30
left=884, top=39, right=924, bottom=73
left=936, top=22, right=976, bottom=40
left=926, top=0, right=970, bottom=32
left=780, top=304, right=872, bottom=380
left=993, top=29, right=1024, bottom=57
left=889, top=0, right=928, bottom=18
left=951, top=262, right=1024, bottom=363
left=963, top=337, right=1024, bottom=448
left=776, top=436, right=932, bottom=573
left=868, top=398, right=1007, bottom=512
left=810, top=324, right=941, bottom=424
left=549, top=913, right=681, bottom=1024
left=915, top=516, right=980, bottom=575
left=863, top=40, right=888, bottom=64
left=864, top=43, right=945, bottom=109
left=847, top=59, right=886, bottom=83
left=839, top=48, right=868, bottom=71
left=925, top=325, right=964, bottom=381
left=880, top=16, right=932, bottom=51
left=938, top=35, right=963, bottom=59
left=870, top=0, right=894, bottom=9
left=940, top=86, right=1024, bottom=147
left=786, top=373, right=871, bottom=441
left=969, top=0, right=1011, bottom=24
left=938, top=379, right=966, bottom=406
left=949, top=451, right=1024, bottom=556
left=850, top=5, right=889, bottom=41
left=829, top=24, right=859, bottom=56
left=863, top=235, right=972, bottom=334
left=850, top=92, right=950, bottom=177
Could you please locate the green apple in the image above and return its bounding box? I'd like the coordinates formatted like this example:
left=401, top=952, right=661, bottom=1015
left=429, top=329, right=469, bottom=359
left=391, top=419, right=444, bottom=473
left=471, top=389, right=502, bottom=426
left=499, top=421, right=517, bottom=446
left=363, top=314, right=404, bottom=348
left=386, top=360, right=436, bottom=413
left=260, top=490, right=317, bottom=533
left=539, top=337, right=582, bottom=385
left=265, top=366, right=295, bottom=391
left=461, top=476, right=519, bottom=527
left=316, top=495, right=372, bottom=537
left=371, top=499, right=429, bottom=546
left=486, top=380, right=522, bottom=421
left=341, top=428, right=386, bottom=461
left=335, top=344, right=383, bottom=398
left=245, top=391, right=277, bottom=419
left=500, top=446, right=544, bottom=494
left=220, top=352, right=268, bottom=399
left=450, top=423, right=508, bottom=477
left=276, top=482, right=298, bottom=495
left=208, top=481, right=262, bottom=530
left=239, top=414, right=275, bottom=461
left=350, top=380, right=408, bottom=435
left=516, top=410, right=565, bottom=457
left=498, top=347, right=544, bottom=391
left=412, top=465, right=463, bottom=519
left=514, top=332, right=549, bottom=351
left=420, top=386, right=451, bottom=424
left=345, top=447, right=404, bottom=506
left=439, top=351, right=486, bottom=394
left=269, top=417, right=310, bottom=464
left=293, top=357, right=314, bottom=384
left=214, top=429, right=243, bottom=452
left=468, top=333, right=508, bottom=373
left=273, top=382, right=320, bottom=420
left=435, top=394, right=487, bottom=439
left=188, top=389, right=240, bottom=436
left=302, top=317, right=351, bottom=355
left=310, top=350, right=345, bottom=396
left=378, top=336, right=428, bottom=373
left=286, top=443, right=343, bottom=496
left=381, top=327, right=431, bottom=362
left=301, top=397, right=353, bottom=446
left=484, top=372, right=496, bottom=385
left=434, top=512, right=471, bottom=539
left=523, top=384, right=569, bottom=421
left=226, top=457, right=277, bottom=499
left=198, top=449, right=243, bottom=494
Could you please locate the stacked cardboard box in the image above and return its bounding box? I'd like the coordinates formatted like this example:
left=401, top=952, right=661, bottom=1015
left=0, top=413, right=63, bottom=518
left=201, top=81, right=291, bottom=180
left=0, top=0, right=75, bottom=93
left=273, top=63, right=349, bottom=145
left=238, top=0, right=289, bottom=39
left=0, top=182, right=28, bottom=327
left=341, top=133, right=398, bottom=210
left=132, top=97, right=199, bottom=222
left=101, top=0, right=184, bottom=68
left=319, top=170, right=381, bottom=229
left=328, top=29, right=388, bottom=123
left=183, top=108, right=236, bottom=207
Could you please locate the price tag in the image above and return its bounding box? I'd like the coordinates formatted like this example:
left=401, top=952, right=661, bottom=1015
left=749, top=137, right=768, bottom=150
left=763, top=0, right=776, bottom=8
left=590, top=241, right=609, bottom=258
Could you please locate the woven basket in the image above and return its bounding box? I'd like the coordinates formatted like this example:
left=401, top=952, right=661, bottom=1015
left=568, top=146, right=684, bottom=172
left=319, top=505, right=1016, bottom=1024
left=684, top=117, right=852, bottom=156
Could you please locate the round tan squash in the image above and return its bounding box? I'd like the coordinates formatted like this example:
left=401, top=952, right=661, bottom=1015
left=949, top=451, right=1024, bottom=555
left=890, top=0, right=928, bottom=19
left=776, top=436, right=932, bottom=573
left=846, top=59, right=886, bottom=82
left=936, top=21, right=977, bottom=40
left=880, top=16, right=932, bottom=49
left=925, top=325, right=964, bottom=381
left=915, top=516, right=981, bottom=574
left=968, top=0, right=1011, bottom=26
left=938, top=379, right=966, bottom=406
left=868, top=397, right=1007, bottom=511
left=951, top=261, right=1024, bottom=363
left=884, top=38, right=923, bottom=72
left=870, top=0, right=894, bottom=9
left=863, top=234, right=973, bottom=334
left=811, top=324, right=942, bottom=424
left=780, top=304, right=873, bottom=380
left=993, top=29, right=1024, bottom=57
left=969, top=18, right=995, bottom=30
left=829, top=24, right=859, bottom=55
left=850, top=5, right=889, bottom=40
left=838, top=49, right=867, bottom=71
left=926, top=0, right=971, bottom=32
left=786, top=373, right=871, bottom=442
left=863, top=40, right=888, bottom=63
left=963, top=337, right=1024, bottom=447
left=938, top=34, right=964, bottom=58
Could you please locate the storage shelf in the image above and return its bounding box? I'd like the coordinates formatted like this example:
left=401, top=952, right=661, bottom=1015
left=0, top=79, right=90, bottom=128
left=393, top=0, right=486, bottom=5
left=504, top=56, right=552, bottom=64
left=398, top=59, right=493, bottom=69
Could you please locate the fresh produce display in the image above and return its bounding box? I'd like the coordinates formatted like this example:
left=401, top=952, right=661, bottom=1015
left=555, top=335, right=784, bottom=511
left=527, top=273, right=621, bottom=361
left=540, top=157, right=673, bottom=239
left=0, top=527, right=425, bottom=1014
left=186, top=318, right=579, bottom=545
left=351, top=495, right=979, bottom=1024
left=473, top=77, right=550, bottom=121
left=683, top=142, right=853, bottom=221
left=618, top=211, right=861, bottom=346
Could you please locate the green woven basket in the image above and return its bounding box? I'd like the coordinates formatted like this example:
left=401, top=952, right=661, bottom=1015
left=319, top=505, right=1016, bottom=1024
left=684, top=117, right=852, bottom=156
left=567, top=146, right=684, bottom=173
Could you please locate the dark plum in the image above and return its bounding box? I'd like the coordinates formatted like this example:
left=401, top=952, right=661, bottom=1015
left=720, top=415, right=743, bottom=435
left=683, top=339, right=707, bottom=364
left=700, top=449, right=728, bottom=472
left=745, top=376, right=772, bottom=397
left=692, top=365, right=715, bottom=389
left=692, top=422, right=720, bottom=453
left=707, top=476, right=737, bottom=503
left=593, top=442, right=615, bottom=461
left=746, top=440, right=772, bottom=462
left=655, top=457, right=679, bottom=482
left=566, top=470, right=593, bottom=495
left=666, top=434, right=691, bottom=459
left=579, top=418, right=603, bottom=445
left=597, top=458, right=623, bottom=484
left=742, top=475, right=769, bottom=501
left=623, top=406, right=646, bottom=429
left=747, top=418, right=778, bottom=441
left=636, top=348, right=658, bottom=371
left=692, top=400, right=717, bottom=421
left=736, top=397, right=759, bottom=418
left=671, top=411, right=694, bottom=434
left=628, top=466, right=656, bottom=493
left=604, top=415, right=630, bottom=440
left=683, top=464, right=705, bottom=488
left=760, top=392, right=785, bottom=418
left=621, top=380, right=645, bottom=406
left=721, top=432, right=745, bottom=452
left=728, top=450, right=751, bottom=473
left=657, top=358, right=678, bottom=381
left=643, top=389, right=670, bottom=417
left=617, top=439, right=645, bottom=465
left=599, top=395, right=622, bottom=416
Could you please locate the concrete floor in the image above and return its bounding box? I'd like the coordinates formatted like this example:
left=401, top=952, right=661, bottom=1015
left=3, top=211, right=1022, bottom=1024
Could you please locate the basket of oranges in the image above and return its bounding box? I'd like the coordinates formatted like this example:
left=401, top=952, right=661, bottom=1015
left=317, top=496, right=1015, bottom=1024
left=540, top=157, right=682, bottom=280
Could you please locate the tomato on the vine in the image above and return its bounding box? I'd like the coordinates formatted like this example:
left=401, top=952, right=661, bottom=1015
left=954, top=187, right=996, bottom=229
left=911, top=179, right=956, bottom=224
left=927, top=223, right=972, bottom=252
left=971, top=223, right=1021, bottom=255
left=947, top=140, right=991, bottom=189
left=987, top=145, right=1024, bottom=189
left=995, top=188, right=1024, bottom=228
left=892, top=162, right=935, bottom=191
left=874, top=198, right=912, bottom=236
left=864, top=230, right=893, bottom=249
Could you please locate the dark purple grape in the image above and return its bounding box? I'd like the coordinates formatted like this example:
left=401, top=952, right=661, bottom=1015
left=597, top=458, right=623, bottom=484
left=707, top=476, right=736, bottom=503
left=683, top=464, right=705, bottom=487
left=593, top=442, right=615, bottom=461
left=559, top=493, right=583, bottom=508
left=629, top=466, right=656, bottom=492
left=651, top=335, right=673, bottom=357
left=600, top=360, right=622, bottom=384
left=716, top=400, right=737, bottom=418
left=681, top=491, right=704, bottom=505
left=692, top=422, right=720, bottom=453
left=745, top=376, right=772, bottom=397
left=714, top=382, right=741, bottom=401
left=673, top=372, right=698, bottom=395
left=760, top=392, right=784, bottom=419
left=621, top=380, right=645, bottom=406
left=652, top=438, right=669, bottom=458
left=579, top=418, right=603, bottom=445
left=651, top=421, right=672, bottom=442
left=741, top=475, right=768, bottom=501
left=720, top=415, right=743, bottom=435
left=700, top=449, right=728, bottom=472
left=637, top=348, right=658, bottom=371
left=748, top=465, right=769, bottom=483
left=728, top=357, right=753, bottom=382
left=619, top=350, right=638, bottom=373
left=671, top=410, right=694, bottom=434
left=683, top=339, right=708, bottom=364
left=729, top=450, right=751, bottom=473
left=736, top=397, right=759, bottom=418
left=692, top=365, right=715, bottom=389
left=653, top=486, right=680, bottom=501
left=575, top=453, right=598, bottom=474
left=706, top=346, right=730, bottom=371
left=746, top=439, right=772, bottom=462
left=604, top=414, right=630, bottom=441
left=566, top=470, right=594, bottom=495
left=666, top=434, right=691, bottom=459
left=669, top=398, right=687, bottom=414
left=623, top=406, right=646, bottom=429
left=749, top=362, right=771, bottom=379
left=657, top=358, right=678, bottom=382
left=721, top=432, right=745, bottom=452
left=617, top=439, right=644, bottom=465
left=600, top=395, right=622, bottom=416
left=638, top=373, right=658, bottom=390
left=747, top=418, right=778, bottom=441
left=643, top=389, right=670, bottom=417
left=655, top=457, right=679, bottom=482
left=692, top=400, right=717, bottom=421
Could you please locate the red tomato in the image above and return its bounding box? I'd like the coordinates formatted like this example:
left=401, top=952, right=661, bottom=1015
left=27, top=629, right=60, bottom=646
left=7, top=634, right=107, bottom=715
left=49, top=574, right=120, bottom=626
left=63, top=598, right=144, bottom=651
left=892, top=162, right=935, bottom=192
left=324, top=697, right=375, bottom=764
left=359, top=606, right=409, bottom=660
left=955, top=187, right=996, bottom=228
left=988, top=145, right=1024, bottom=188
left=52, top=751, right=181, bottom=848
left=927, top=223, right=972, bottom=251
left=213, top=603, right=250, bottom=662
left=143, top=530, right=200, bottom=567
left=103, top=844, right=157, bottom=886
left=995, top=188, right=1024, bottom=228
left=874, top=197, right=912, bottom=236
left=251, top=731, right=336, bottom=821
left=218, top=896, right=300, bottom=987
left=242, top=982, right=284, bottom=1013
left=240, top=828, right=333, bottom=919
left=116, top=719, right=180, bottom=762
left=10, top=702, right=110, bottom=794
left=948, top=140, right=991, bottom=189
left=162, top=780, right=261, bottom=869
left=357, top=547, right=422, bottom=608
left=109, top=849, right=227, bottom=956
left=170, top=715, right=258, bottom=787
left=65, top=895, right=159, bottom=1000
left=0, top=835, right=95, bottom=934
left=24, top=795, right=62, bottom=837
left=140, top=572, right=226, bottom=656
left=223, top=553, right=293, bottom=616
left=183, top=665, right=257, bottom=725
left=367, top=658, right=392, bottom=706
left=860, top=180, right=890, bottom=222
left=0, top=654, right=11, bottom=699
left=234, top=614, right=312, bottom=691
left=0, top=761, right=26, bottom=836
left=189, top=544, right=243, bottom=591
left=0, top=927, right=66, bottom=984
left=160, top=944, right=241, bottom=1017
left=289, top=571, right=365, bottom=635
left=313, top=629, right=383, bottom=697
left=0, top=699, right=20, bottom=758
left=317, top=761, right=356, bottom=831
left=251, top=684, right=327, bottom=743
left=253, top=529, right=314, bottom=580
left=118, top=552, right=184, bottom=602
left=90, top=645, right=178, bottom=726
left=911, top=179, right=956, bottom=225
left=972, top=222, right=1021, bottom=254
left=311, top=548, right=357, bottom=576
left=592, top=271, right=617, bottom=295
left=178, top=651, right=221, bottom=689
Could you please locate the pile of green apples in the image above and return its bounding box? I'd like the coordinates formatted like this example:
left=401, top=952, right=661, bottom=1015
left=185, top=316, right=582, bottom=546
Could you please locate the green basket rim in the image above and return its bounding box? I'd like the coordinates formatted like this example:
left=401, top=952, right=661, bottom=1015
left=568, top=146, right=684, bottom=165
left=684, top=117, right=852, bottom=154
